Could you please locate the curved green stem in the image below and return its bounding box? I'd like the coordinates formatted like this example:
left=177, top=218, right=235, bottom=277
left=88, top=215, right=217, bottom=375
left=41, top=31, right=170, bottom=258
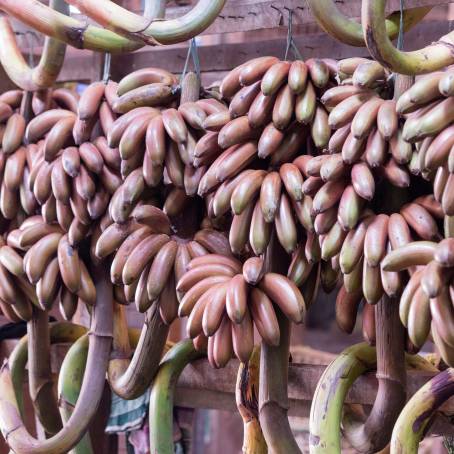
left=307, top=0, right=431, bottom=47
left=362, top=0, right=454, bottom=74
left=149, top=339, right=204, bottom=454
left=342, top=297, right=407, bottom=452
left=65, top=0, right=226, bottom=45
left=0, top=265, right=113, bottom=454
left=0, top=0, right=67, bottom=90
left=309, top=343, right=377, bottom=453
left=58, top=335, right=93, bottom=454
left=390, top=368, right=454, bottom=454
left=0, top=0, right=143, bottom=53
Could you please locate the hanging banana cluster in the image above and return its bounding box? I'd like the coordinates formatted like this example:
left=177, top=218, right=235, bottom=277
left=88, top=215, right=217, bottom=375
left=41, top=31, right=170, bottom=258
left=397, top=70, right=454, bottom=216
left=177, top=254, right=306, bottom=366
left=5, top=216, right=96, bottom=320
left=95, top=203, right=233, bottom=323
left=381, top=238, right=454, bottom=364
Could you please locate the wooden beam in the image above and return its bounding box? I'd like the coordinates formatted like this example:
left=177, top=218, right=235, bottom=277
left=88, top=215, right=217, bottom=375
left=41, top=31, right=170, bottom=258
left=137, top=0, right=454, bottom=35
left=110, top=18, right=454, bottom=80
left=174, top=357, right=454, bottom=429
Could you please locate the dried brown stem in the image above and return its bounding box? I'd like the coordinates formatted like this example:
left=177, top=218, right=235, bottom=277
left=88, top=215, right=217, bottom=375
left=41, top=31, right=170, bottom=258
left=27, top=307, right=63, bottom=436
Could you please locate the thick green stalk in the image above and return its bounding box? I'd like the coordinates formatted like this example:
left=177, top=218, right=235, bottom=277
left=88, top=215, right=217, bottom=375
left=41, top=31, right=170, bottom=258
left=307, top=0, right=431, bottom=47
left=0, top=265, right=114, bottom=454
left=309, top=343, right=377, bottom=453
left=0, top=0, right=67, bottom=90
left=362, top=0, right=454, bottom=74
left=58, top=335, right=93, bottom=454
left=0, top=0, right=143, bottom=53
left=65, top=0, right=226, bottom=45
left=391, top=368, right=454, bottom=453
left=149, top=339, right=204, bottom=454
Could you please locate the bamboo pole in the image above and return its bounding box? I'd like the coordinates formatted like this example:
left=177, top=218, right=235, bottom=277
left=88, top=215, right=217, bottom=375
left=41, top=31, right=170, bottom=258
left=306, top=0, right=431, bottom=47
left=0, top=265, right=114, bottom=454
left=64, top=0, right=226, bottom=45
left=362, top=0, right=454, bottom=74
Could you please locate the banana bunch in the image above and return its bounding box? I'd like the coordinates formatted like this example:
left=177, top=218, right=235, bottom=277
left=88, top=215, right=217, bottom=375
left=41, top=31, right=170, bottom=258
left=218, top=56, right=335, bottom=158
left=27, top=132, right=122, bottom=234
left=105, top=69, right=232, bottom=207
left=95, top=203, right=232, bottom=323
left=382, top=238, right=454, bottom=364
left=333, top=199, right=443, bottom=343
left=0, top=215, right=96, bottom=321
left=0, top=90, right=76, bottom=222
left=199, top=159, right=313, bottom=255
left=177, top=254, right=306, bottom=367
left=397, top=70, right=454, bottom=215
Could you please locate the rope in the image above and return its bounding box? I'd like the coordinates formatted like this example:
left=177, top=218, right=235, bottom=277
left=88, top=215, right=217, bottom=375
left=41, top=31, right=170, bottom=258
left=397, top=0, right=405, bottom=51
left=284, top=8, right=303, bottom=61
left=103, top=53, right=112, bottom=84
left=181, top=38, right=201, bottom=82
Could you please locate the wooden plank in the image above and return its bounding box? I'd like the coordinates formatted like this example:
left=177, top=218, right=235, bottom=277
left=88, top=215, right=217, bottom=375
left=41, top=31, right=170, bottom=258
left=174, top=357, right=454, bottom=418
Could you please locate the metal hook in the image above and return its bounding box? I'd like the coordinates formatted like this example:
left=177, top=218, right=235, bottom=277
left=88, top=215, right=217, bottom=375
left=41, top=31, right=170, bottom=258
left=181, top=37, right=201, bottom=83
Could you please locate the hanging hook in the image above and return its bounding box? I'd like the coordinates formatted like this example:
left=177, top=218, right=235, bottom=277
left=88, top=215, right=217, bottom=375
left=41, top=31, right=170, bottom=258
left=270, top=5, right=284, bottom=27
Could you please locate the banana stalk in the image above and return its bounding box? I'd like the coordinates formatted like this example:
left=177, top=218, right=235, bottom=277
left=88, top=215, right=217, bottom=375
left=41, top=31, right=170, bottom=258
left=0, top=0, right=67, bottom=91
left=259, top=309, right=300, bottom=453
left=236, top=347, right=267, bottom=454
left=0, top=265, right=113, bottom=454
left=107, top=301, right=170, bottom=400
left=258, top=234, right=300, bottom=453
left=0, top=0, right=144, bottom=53
left=309, top=343, right=377, bottom=453
left=362, top=0, right=454, bottom=74
left=306, top=0, right=430, bottom=47
left=9, top=322, right=87, bottom=420
left=309, top=343, right=437, bottom=453
left=65, top=0, right=226, bottom=45
left=27, top=307, right=63, bottom=436
left=390, top=368, right=454, bottom=453
left=342, top=297, right=406, bottom=453
left=149, top=339, right=204, bottom=454
left=9, top=322, right=90, bottom=454
left=58, top=335, right=94, bottom=454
